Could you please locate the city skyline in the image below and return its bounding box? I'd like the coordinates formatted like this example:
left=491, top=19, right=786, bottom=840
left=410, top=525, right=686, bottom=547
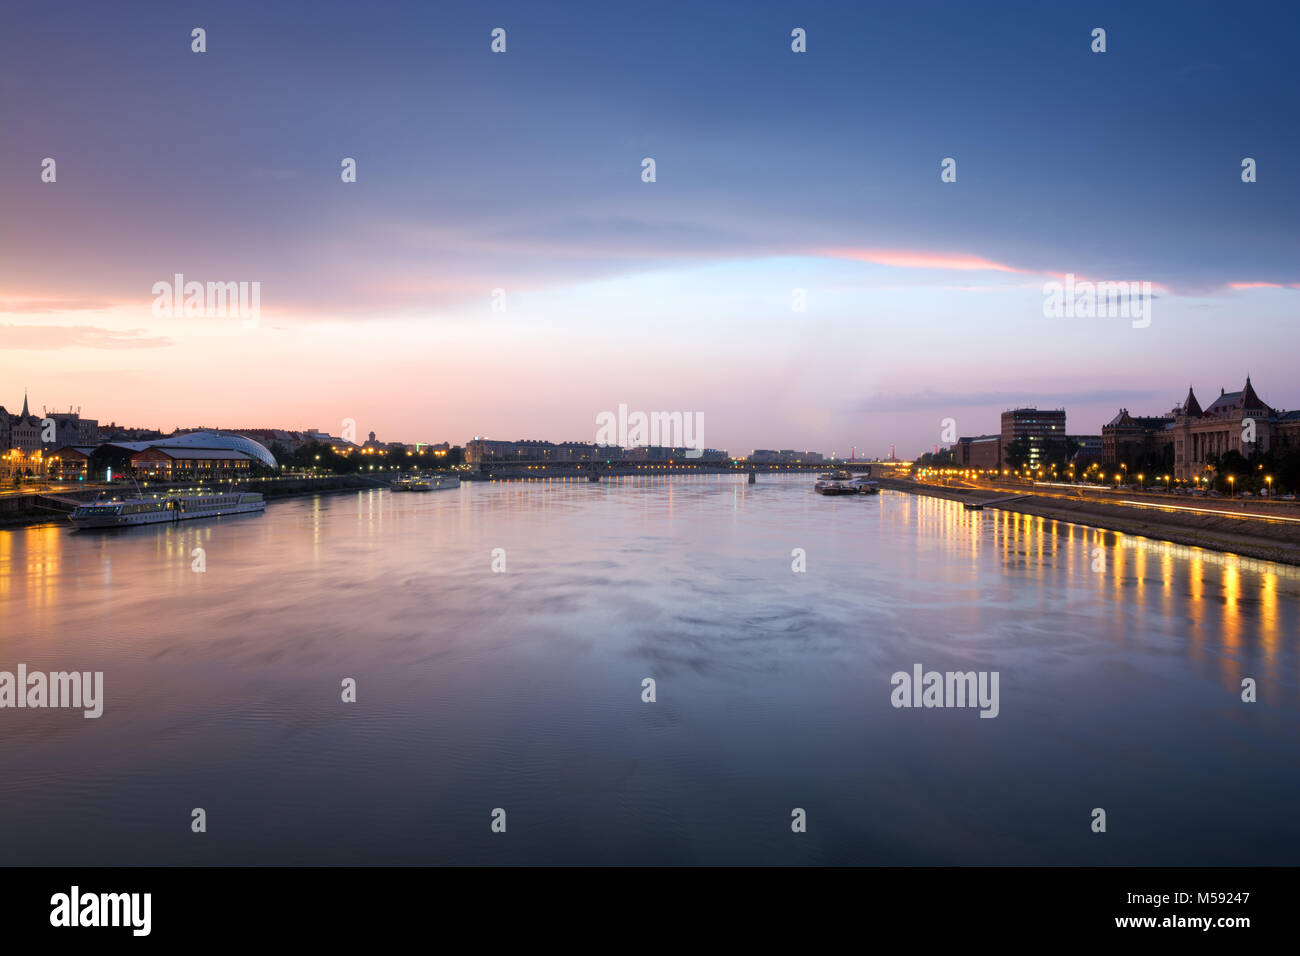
left=5, top=373, right=1291, bottom=464
left=3, top=1, right=1298, bottom=458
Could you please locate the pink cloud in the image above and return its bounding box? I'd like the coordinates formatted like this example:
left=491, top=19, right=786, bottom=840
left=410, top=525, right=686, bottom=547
left=819, top=247, right=1020, bottom=272
left=0, top=323, right=172, bottom=350
left=1229, top=281, right=1285, bottom=289
left=0, top=296, right=118, bottom=313
left=816, top=251, right=1172, bottom=295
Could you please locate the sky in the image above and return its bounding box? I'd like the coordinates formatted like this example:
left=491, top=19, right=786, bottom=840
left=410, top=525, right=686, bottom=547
left=2, top=0, right=1298, bottom=458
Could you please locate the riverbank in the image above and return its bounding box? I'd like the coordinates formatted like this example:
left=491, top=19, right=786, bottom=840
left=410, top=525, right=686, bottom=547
left=877, top=477, right=1300, bottom=566
left=0, top=474, right=389, bottom=529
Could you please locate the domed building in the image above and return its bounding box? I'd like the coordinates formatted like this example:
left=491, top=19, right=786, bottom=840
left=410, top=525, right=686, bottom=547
left=151, top=431, right=280, bottom=470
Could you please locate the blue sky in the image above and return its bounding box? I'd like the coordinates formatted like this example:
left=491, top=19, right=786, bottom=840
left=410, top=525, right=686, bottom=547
left=1, top=0, right=1297, bottom=454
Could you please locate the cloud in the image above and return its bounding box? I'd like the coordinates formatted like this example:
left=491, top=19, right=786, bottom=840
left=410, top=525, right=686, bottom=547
left=0, top=324, right=173, bottom=350
left=0, top=296, right=118, bottom=313
left=814, top=251, right=1185, bottom=296
left=818, top=247, right=1021, bottom=273
left=852, top=387, right=1166, bottom=413
left=1228, top=282, right=1286, bottom=289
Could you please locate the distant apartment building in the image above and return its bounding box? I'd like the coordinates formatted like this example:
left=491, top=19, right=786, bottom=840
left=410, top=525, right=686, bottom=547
left=231, top=428, right=306, bottom=453
left=465, top=439, right=556, bottom=463
left=749, top=449, right=823, bottom=464
left=97, top=422, right=165, bottom=443
left=1069, top=435, right=1103, bottom=463
left=1000, top=408, right=1068, bottom=466
left=281, top=428, right=357, bottom=452
left=362, top=431, right=438, bottom=453
left=552, top=442, right=602, bottom=461
left=956, top=434, right=1002, bottom=469
left=360, top=431, right=415, bottom=453
left=43, top=410, right=99, bottom=449
left=225, top=428, right=380, bottom=456
left=1101, top=410, right=1174, bottom=466
left=630, top=446, right=727, bottom=461
left=468, top=438, right=727, bottom=464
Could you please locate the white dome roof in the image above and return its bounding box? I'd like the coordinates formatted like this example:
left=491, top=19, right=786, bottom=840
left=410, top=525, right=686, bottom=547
left=153, top=431, right=279, bottom=469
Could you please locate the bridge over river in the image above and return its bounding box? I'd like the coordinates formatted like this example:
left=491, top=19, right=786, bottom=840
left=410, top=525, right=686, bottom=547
left=464, top=459, right=913, bottom=481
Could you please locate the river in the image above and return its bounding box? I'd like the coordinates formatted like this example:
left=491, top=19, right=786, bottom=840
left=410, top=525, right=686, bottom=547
left=1, top=476, right=1296, bottom=864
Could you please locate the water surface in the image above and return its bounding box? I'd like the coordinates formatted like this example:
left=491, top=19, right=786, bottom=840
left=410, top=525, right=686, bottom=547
left=1, top=476, right=1297, bottom=865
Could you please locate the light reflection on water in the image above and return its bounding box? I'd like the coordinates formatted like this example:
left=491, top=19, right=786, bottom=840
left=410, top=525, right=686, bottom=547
left=0, top=475, right=1296, bottom=865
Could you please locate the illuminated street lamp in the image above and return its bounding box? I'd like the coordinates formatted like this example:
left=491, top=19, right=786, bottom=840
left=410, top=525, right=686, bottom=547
left=1228, top=475, right=1235, bottom=497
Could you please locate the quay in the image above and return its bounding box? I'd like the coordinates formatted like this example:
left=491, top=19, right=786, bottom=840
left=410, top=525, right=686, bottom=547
left=876, top=476, right=1300, bottom=567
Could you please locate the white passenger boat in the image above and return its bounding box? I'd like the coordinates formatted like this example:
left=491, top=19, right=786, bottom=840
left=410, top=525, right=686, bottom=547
left=69, top=492, right=265, bottom=529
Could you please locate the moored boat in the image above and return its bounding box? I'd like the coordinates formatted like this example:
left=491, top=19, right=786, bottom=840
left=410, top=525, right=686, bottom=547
left=814, top=471, right=856, bottom=495
left=847, top=476, right=880, bottom=495
left=69, top=492, right=265, bottom=529
left=815, top=469, right=872, bottom=496
left=409, top=475, right=460, bottom=492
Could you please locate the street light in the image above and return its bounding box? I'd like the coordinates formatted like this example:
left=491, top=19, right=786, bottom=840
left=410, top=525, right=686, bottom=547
left=1228, top=475, right=1235, bottom=497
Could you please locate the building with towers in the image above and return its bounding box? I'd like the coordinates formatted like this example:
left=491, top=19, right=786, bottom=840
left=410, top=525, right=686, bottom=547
left=1099, top=377, right=1300, bottom=479
left=1169, top=377, right=1300, bottom=479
